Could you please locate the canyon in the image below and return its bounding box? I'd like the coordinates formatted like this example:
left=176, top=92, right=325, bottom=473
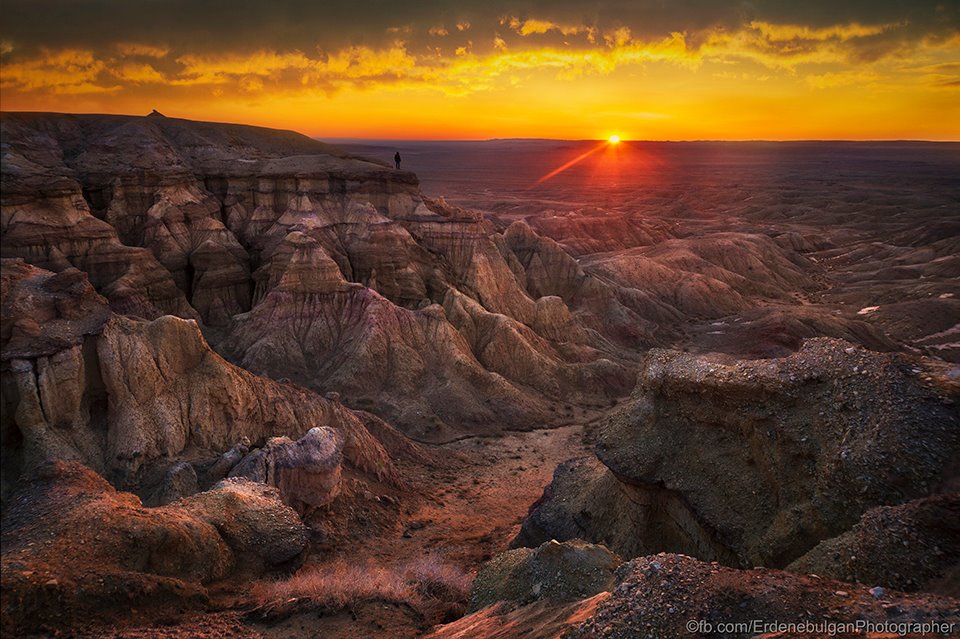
left=1, top=113, right=958, bottom=638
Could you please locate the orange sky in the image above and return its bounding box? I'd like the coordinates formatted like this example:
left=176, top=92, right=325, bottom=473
left=2, top=4, right=959, bottom=140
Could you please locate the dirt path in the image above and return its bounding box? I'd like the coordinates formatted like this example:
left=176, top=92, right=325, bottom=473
left=396, top=424, right=589, bottom=567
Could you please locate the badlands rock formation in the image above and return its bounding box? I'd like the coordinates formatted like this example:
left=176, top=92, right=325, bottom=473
left=1, top=461, right=307, bottom=635
left=1, top=113, right=642, bottom=440
left=2, top=114, right=957, bottom=638
left=3, top=113, right=905, bottom=442
left=228, top=427, right=344, bottom=514
left=516, top=339, right=959, bottom=569
left=0, top=258, right=394, bottom=504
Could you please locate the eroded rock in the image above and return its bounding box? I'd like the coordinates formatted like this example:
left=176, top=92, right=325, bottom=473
left=518, top=339, right=960, bottom=569
left=176, top=478, right=309, bottom=576
left=0, top=260, right=396, bottom=503
left=0, top=461, right=304, bottom=634
left=229, top=427, right=343, bottom=514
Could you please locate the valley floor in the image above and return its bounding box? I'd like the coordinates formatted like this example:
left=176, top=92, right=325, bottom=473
left=74, top=424, right=592, bottom=639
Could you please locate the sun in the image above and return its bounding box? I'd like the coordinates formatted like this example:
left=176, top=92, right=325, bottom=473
left=608, top=134, right=621, bottom=144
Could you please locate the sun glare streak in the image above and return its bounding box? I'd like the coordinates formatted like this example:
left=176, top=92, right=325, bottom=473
left=529, top=140, right=613, bottom=188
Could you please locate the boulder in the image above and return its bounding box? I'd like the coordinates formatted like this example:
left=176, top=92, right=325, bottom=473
left=176, top=478, right=309, bottom=576
left=470, top=540, right=620, bottom=612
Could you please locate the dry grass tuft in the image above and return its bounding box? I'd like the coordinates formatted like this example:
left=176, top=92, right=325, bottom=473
left=252, top=555, right=471, bottom=614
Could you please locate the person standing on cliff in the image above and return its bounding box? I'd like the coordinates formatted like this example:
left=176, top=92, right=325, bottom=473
left=394, top=151, right=402, bottom=169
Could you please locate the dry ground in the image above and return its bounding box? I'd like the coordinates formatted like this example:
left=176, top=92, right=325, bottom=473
left=73, top=424, right=591, bottom=639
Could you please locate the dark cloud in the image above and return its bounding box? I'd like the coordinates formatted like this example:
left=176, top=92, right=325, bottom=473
left=2, top=0, right=956, bottom=58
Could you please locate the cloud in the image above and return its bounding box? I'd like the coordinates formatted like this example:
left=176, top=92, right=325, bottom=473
left=508, top=17, right=592, bottom=38
left=804, top=70, right=880, bottom=89
left=0, top=48, right=117, bottom=94
left=111, top=62, right=166, bottom=83
left=748, top=21, right=897, bottom=42
left=2, top=0, right=956, bottom=57
left=116, top=42, right=170, bottom=58
left=697, top=19, right=922, bottom=70
left=2, top=11, right=957, bottom=102
left=166, top=44, right=421, bottom=93
left=174, top=50, right=314, bottom=85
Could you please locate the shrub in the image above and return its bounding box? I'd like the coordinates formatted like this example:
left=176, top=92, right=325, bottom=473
left=252, top=554, right=471, bottom=614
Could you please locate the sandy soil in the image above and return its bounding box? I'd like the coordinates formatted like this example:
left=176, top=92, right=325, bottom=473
left=379, top=424, right=588, bottom=566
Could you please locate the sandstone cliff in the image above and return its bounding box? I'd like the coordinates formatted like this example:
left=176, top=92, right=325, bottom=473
left=1, top=113, right=639, bottom=440
left=0, top=259, right=394, bottom=503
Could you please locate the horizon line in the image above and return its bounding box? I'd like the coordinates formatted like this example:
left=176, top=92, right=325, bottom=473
left=326, top=136, right=960, bottom=144
left=2, top=110, right=957, bottom=144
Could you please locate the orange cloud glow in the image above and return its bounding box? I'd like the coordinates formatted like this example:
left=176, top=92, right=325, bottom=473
left=1, top=17, right=957, bottom=140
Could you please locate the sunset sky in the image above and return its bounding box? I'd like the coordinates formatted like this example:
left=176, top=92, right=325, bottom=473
left=1, top=1, right=958, bottom=140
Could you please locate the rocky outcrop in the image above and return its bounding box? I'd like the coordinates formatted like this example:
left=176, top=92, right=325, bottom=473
left=223, top=268, right=630, bottom=440
left=229, top=427, right=343, bottom=514
left=0, top=461, right=307, bottom=634
left=176, top=478, right=310, bottom=577
left=567, top=554, right=960, bottom=639
left=0, top=112, right=410, bottom=326
left=253, top=231, right=351, bottom=298
left=429, top=553, right=960, bottom=639
left=470, top=540, right=620, bottom=611
left=0, top=259, right=395, bottom=502
left=511, top=457, right=737, bottom=565
left=787, top=494, right=960, bottom=597
left=517, top=339, right=960, bottom=568
left=583, top=232, right=817, bottom=318
left=0, top=119, right=197, bottom=320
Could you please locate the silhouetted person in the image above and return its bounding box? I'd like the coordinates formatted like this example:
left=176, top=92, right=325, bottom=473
left=394, top=152, right=402, bottom=169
